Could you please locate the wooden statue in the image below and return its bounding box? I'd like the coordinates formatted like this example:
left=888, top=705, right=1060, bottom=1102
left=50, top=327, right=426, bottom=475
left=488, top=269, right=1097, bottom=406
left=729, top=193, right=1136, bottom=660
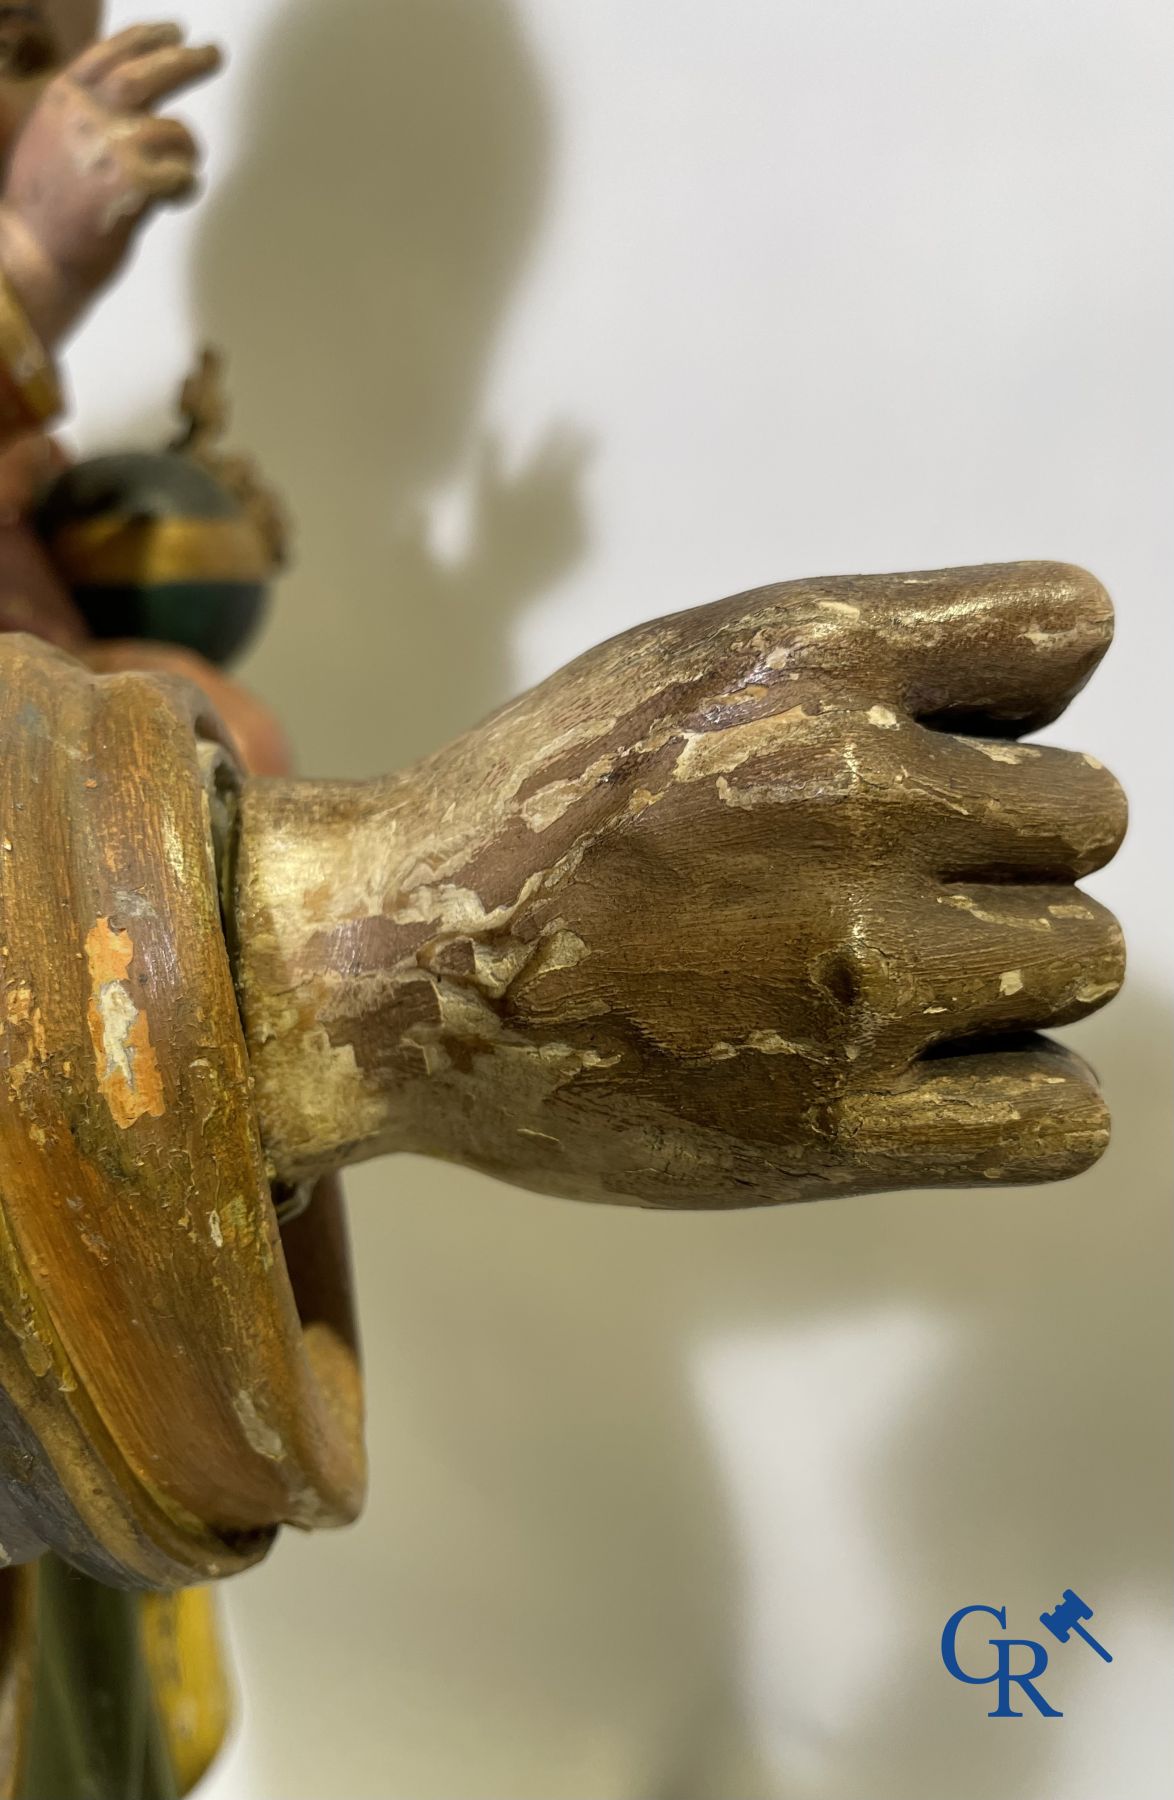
left=0, top=7, right=1127, bottom=1797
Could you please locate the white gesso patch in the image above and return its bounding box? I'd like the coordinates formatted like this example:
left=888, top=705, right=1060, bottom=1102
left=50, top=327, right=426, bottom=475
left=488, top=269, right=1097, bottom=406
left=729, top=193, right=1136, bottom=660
left=690, top=1311, right=946, bottom=1790
left=95, top=979, right=139, bottom=1086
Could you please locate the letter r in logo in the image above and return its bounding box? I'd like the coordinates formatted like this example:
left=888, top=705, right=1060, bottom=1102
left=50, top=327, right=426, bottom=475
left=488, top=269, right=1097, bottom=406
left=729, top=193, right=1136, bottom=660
left=988, top=1638, right=1063, bottom=1719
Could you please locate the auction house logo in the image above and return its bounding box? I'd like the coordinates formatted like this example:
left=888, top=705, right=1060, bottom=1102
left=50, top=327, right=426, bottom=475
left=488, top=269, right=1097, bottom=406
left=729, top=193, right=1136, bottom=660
left=941, top=1589, right=1112, bottom=1717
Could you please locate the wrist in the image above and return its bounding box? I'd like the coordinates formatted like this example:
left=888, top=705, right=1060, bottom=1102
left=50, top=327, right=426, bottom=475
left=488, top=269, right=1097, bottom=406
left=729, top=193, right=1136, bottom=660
left=233, top=774, right=419, bottom=1184
left=0, top=203, right=78, bottom=350
left=0, top=218, right=63, bottom=439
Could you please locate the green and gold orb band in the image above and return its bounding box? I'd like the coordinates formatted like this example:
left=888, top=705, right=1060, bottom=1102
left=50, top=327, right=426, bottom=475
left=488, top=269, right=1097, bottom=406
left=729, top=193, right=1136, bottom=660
left=35, top=451, right=272, bottom=666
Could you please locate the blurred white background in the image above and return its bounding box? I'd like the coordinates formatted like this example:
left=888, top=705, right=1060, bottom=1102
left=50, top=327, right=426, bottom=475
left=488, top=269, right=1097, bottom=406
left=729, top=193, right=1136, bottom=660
left=67, top=3, right=1173, bottom=1796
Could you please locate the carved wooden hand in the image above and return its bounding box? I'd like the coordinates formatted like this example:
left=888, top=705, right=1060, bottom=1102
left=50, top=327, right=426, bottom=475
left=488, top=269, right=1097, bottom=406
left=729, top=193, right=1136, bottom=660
left=235, top=561, right=1126, bottom=1209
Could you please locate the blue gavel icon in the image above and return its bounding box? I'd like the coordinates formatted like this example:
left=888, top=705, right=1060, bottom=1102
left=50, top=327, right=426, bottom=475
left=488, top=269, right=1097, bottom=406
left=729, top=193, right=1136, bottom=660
left=1039, top=1589, right=1112, bottom=1663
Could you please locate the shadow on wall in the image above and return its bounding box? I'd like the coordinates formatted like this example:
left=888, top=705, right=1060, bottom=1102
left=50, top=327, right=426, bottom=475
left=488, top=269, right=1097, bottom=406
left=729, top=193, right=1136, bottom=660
left=180, top=3, right=774, bottom=1798
left=192, top=0, right=587, bottom=779
left=167, top=5, right=1170, bottom=1799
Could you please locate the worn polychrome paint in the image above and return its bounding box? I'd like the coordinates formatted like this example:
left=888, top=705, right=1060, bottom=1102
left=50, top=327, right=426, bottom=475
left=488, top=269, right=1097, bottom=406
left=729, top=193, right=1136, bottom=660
left=0, top=634, right=364, bottom=1587
left=233, top=561, right=1126, bottom=1210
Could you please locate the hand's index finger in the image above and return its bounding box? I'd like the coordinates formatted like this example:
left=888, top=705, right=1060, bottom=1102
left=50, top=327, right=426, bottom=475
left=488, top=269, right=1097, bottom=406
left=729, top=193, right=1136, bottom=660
left=863, top=562, right=1114, bottom=736
left=71, top=22, right=184, bottom=87
left=99, top=42, right=223, bottom=113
